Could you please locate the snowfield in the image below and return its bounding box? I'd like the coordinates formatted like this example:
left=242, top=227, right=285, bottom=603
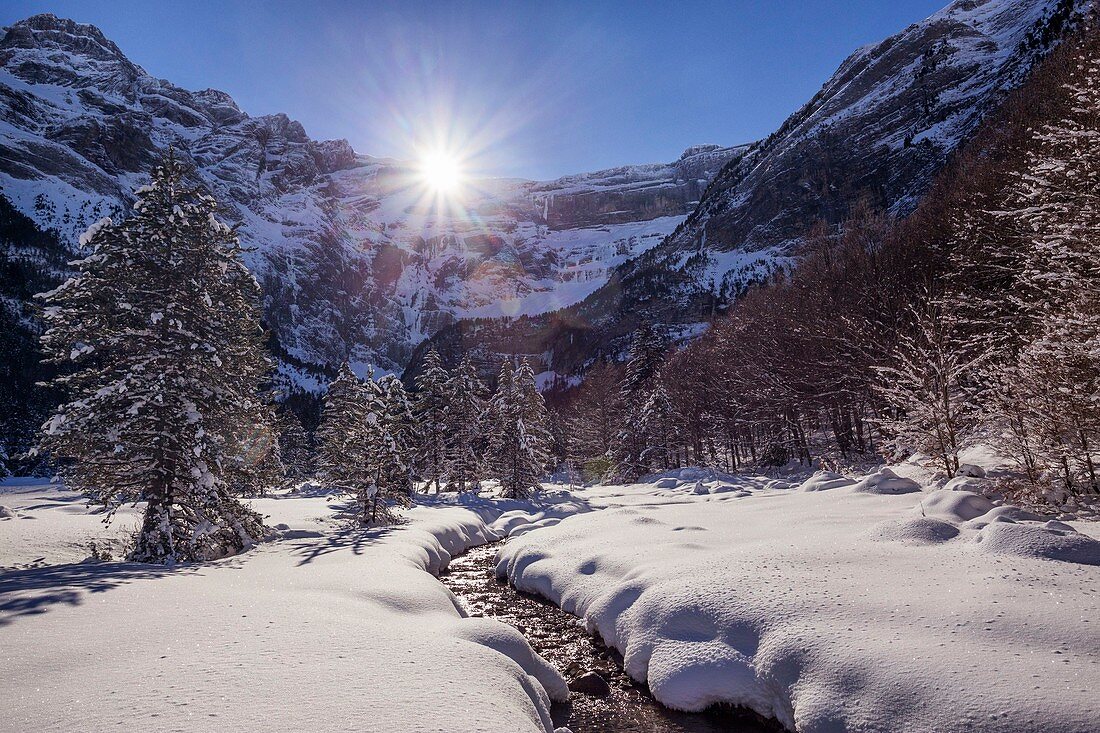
left=498, top=469, right=1100, bottom=733
left=0, top=480, right=586, bottom=733
left=4, top=467, right=1099, bottom=733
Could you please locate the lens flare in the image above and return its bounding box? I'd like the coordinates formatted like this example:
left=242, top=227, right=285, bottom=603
left=418, top=149, right=465, bottom=196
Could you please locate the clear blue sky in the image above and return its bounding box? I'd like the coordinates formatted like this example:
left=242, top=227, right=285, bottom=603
left=2, top=0, right=948, bottom=179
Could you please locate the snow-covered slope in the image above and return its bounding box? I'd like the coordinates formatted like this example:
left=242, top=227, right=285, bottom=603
left=631, top=0, right=1086, bottom=293
left=0, top=13, right=743, bottom=386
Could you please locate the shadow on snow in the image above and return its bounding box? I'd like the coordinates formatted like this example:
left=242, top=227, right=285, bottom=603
left=0, top=560, right=198, bottom=627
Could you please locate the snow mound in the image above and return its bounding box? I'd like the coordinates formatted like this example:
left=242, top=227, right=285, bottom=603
left=796, top=471, right=856, bottom=492
left=851, top=467, right=921, bottom=494
left=973, top=520, right=1100, bottom=565
left=964, top=505, right=1044, bottom=527
left=943, top=475, right=986, bottom=492
left=918, top=489, right=995, bottom=522
left=955, top=463, right=987, bottom=478
left=1, top=481, right=582, bottom=732
left=448, top=617, right=570, bottom=703
left=0, top=505, right=17, bottom=519
left=872, top=516, right=960, bottom=544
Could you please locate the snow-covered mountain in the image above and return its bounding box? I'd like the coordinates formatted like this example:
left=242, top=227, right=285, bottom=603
left=0, top=13, right=744, bottom=388
left=637, top=0, right=1085, bottom=288
left=409, top=0, right=1088, bottom=381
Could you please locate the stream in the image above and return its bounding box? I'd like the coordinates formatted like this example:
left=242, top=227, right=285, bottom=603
left=439, top=542, right=782, bottom=733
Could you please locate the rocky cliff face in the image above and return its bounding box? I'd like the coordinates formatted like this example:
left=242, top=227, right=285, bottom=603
left=406, top=0, right=1088, bottom=383
left=0, top=13, right=743, bottom=396
left=655, top=0, right=1085, bottom=274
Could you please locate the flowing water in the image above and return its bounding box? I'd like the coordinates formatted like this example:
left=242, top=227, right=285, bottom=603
left=439, top=542, right=782, bottom=733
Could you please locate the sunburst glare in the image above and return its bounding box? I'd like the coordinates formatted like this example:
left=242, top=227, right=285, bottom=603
left=418, top=148, right=465, bottom=197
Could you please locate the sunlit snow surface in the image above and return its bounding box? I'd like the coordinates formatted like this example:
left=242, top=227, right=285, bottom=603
left=0, top=480, right=586, bottom=733
left=3, top=459, right=1099, bottom=733
left=499, top=466, right=1100, bottom=733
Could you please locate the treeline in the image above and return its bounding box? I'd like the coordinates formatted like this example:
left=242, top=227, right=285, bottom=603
left=308, top=348, right=553, bottom=524
left=554, top=16, right=1100, bottom=506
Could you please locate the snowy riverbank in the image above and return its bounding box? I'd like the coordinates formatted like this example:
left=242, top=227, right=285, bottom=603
left=497, top=468, right=1100, bottom=732
left=4, top=469, right=1099, bottom=733
left=0, top=480, right=587, bottom=733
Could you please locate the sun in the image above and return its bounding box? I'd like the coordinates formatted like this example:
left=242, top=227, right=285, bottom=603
left=418, top=149, right=465, bottom=196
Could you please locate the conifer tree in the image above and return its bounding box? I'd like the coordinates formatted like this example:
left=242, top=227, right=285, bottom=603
left=376, top=374, right=416, bottom=505
left=487, top=361, right=518, bottom=495
left=276, top=407, right=314, bottom=481
left=316, top=363, right=377, bottom=521
left=516, top=358, right=553, bottom=477
left=638, top=377, right=676, bottom=473
left=413, top=348, right=450, bottom=492
left=488, top=360, right=550, bottom=499
left=37, top=154, right=268, bottom=563
left=612, top=324, right=667, bottom=481
left=444, top=354, right=487, bottom=491
left=224, top=404, right=285, bottom=496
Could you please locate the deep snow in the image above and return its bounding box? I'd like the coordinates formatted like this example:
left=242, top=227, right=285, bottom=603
left=4, top=465, right=1099, bottom=733
left=497, top=468, right=1100, bottom=733
left=0, top=480, right=586, bottom=733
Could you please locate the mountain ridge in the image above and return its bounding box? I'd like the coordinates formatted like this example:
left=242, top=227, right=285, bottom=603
left=406, top=0, right=1089, bottom=384
left=0, top=12, right=744, bottom=377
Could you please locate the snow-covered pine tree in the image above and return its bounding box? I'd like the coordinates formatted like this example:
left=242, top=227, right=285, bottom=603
left=515, top=358, right=553, bottom=483
left=36, top=153, right=269, bottom=563
left=612, top=323, right=667, bottom=481
left=487, top=360, right=518, bottom=495
left=358, top=369, right=398, bottom=523
left=275, top=406, right=314, bottom=481
left=873, top=299, right=985, bottom=477
left=316, top=362, right=376, bottom=521
left=444, top=354, right=487, bottom=491
left=369, top=374, right=415, bottom=517
left=413, top=347, right=450, bottom=492
left=638, top=376, right=676, bottom=473
left=376, top=373, right=416, bottom=506
left=223, top=399, right=285, bottom=496
left=487, top=360, right=547, bottom=499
